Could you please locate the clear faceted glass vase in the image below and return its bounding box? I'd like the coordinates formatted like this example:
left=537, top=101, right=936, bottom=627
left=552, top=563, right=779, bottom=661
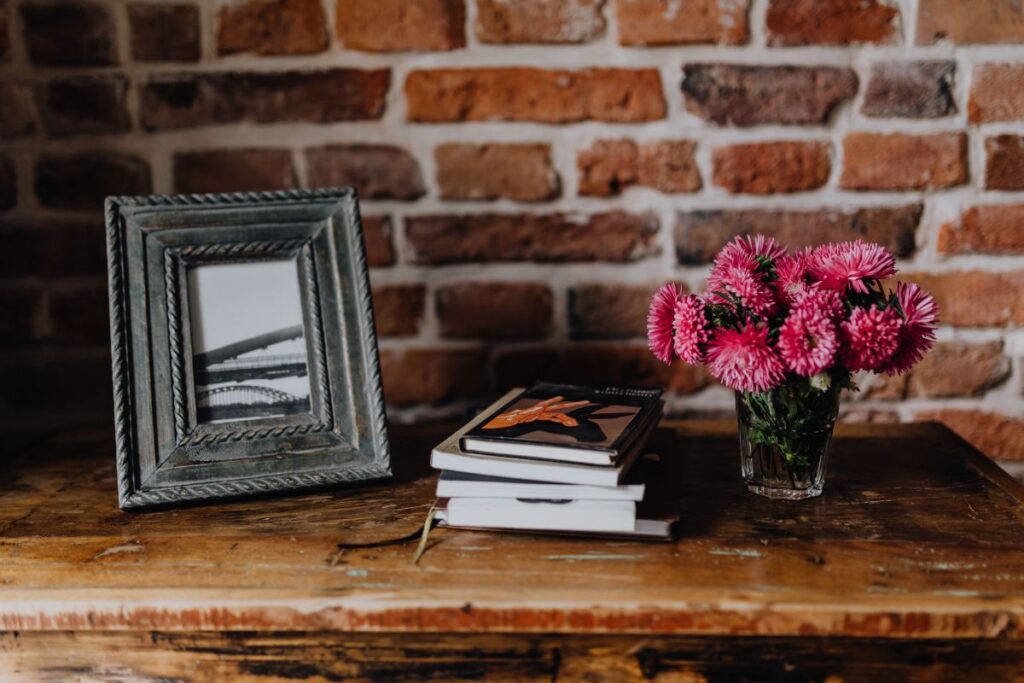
left=735, top=379, right=841, bottom=500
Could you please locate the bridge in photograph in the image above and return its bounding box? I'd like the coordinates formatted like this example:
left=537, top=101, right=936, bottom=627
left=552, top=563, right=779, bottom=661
left=196, top=385, right=309, bottom=422
left=193, top=324, right=312, bottom=422
left=194, top=324, right=308, bottom=385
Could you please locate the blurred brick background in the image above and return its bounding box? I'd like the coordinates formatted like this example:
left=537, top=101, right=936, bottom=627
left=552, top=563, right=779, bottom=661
left=1, top=0, right=1022, bottom=475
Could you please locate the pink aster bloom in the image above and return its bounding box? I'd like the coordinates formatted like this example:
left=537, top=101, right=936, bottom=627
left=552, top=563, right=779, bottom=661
left=791, top=285, right=845, bottom=320
left=881, top=281, right=939, bottom=376
left=778, top=309, right=838, bottom=376
left=708, top=234, right=786, bottom=293
left=809, top=241, right=897, bottom=293
left=708, top=265, right=778, bottom=316
left=713, top=234, right=787, bottom=271
left=673, top=293, right=710, bottom=365
left=647, top=283, right=683, bottom=364
left=773, top=250, right=811, bottom=303
left=706, top=322, right=786, bottom=393
left=839, top=306, right=902, bottom=372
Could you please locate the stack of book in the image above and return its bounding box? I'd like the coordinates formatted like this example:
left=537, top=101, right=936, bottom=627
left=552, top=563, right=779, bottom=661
left=430, top=383, right=675, bottom=539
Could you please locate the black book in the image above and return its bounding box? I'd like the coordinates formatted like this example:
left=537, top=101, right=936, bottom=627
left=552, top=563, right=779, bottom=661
left=460, top=382, right=663, bottom=466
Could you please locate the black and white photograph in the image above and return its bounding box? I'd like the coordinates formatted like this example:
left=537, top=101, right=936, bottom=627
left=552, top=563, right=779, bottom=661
left=188, top=258, right=312, bottom=424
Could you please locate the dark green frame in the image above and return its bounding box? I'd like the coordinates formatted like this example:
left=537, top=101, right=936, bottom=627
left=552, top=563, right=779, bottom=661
left=105, top=188, right=391, bottom=510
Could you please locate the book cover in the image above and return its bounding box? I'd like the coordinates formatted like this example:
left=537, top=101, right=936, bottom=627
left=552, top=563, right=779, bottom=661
left=430, top=389, right=662, bottom=486
left=461, top=383, right=663, bottom=464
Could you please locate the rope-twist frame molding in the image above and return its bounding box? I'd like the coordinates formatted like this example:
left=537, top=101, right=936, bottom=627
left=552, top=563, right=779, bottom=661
left=105, top=189, right=389, bottom=509
left=167, top=241, right=334, bottom=448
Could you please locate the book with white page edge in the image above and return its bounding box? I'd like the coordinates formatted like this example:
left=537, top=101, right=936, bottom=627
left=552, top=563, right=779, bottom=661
left=440, top=497, right=636, bottom=533
left=436, top=470, right=646, bottom=501
left=432, top=500, right=676, bottom=540
left=430, top=389, right=662, bottom=487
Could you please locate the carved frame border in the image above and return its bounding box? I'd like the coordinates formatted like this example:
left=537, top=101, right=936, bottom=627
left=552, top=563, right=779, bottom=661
left=105, top=189, right=391, bottom=510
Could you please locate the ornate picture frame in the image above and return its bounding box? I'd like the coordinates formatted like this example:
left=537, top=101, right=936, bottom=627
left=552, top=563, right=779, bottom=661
left=105, top=188, right=390, bottom=509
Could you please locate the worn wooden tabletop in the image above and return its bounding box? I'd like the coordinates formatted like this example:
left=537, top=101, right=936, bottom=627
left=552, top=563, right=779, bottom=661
left=0, top=420, right=1021, bottom=642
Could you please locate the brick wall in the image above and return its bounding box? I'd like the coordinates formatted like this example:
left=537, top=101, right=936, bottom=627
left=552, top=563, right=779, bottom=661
left=1, top=0, right=1023, bottom=473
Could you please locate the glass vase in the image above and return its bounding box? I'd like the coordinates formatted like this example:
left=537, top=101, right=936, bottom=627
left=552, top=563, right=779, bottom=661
left=734, top=379, right=841, bottom=500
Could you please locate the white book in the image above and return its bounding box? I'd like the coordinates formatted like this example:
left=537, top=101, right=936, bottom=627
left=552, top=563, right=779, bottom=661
left=436, top=470, right=646, bottom=501
left=433, top=503, right=676, bottom=540
left=443, top=497, right=636, bottom=533
left=430, top=390, right=658, bottom=486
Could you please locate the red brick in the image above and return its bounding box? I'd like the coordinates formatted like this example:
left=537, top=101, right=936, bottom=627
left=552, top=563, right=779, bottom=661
left=569, top=283, right=676, bottom=339
left=436, top=144, right=559, bottom=201
left=939, top=204, right=1024, bottom=255
left=218, top=0, right=327, bottom=56
left=336, top=0, right=464, bottom=52
left=0, top=285, right=42, bottom=343
left=682, top=64, right=857, bottom=126
left=0, top=350, right=113, bottom=420
left=36, top=76, right=130, bottom=138
left=0, top=155, right=13, bottom=211
left=0, top=219, right=106, bottom=278
left=35, top=152, right=151, bottom=212
left=840, top=132, right=967, bottom=191
left=46, top=283, right=109, bottom=345
left=476, top=0, right=604, bottom=44
left=372, top=284, right=425, bottom=337
left=861, top=61, right=956, bottom=118
left=140, top=70, right=389, bottom=131
left=305, top=145, right=424, bottom=201
left=984, top=135, right=1024, bottom=190
left=437, top=282, right=553, bottom=340
left=906, top=271, right=1024, bottom=327
left=405, top=68, right=666, bottom=123
left=494, top=345, right=709, bottom=395
left=675, top=205, right=920, bottom=264
left=916, top=410, right=1024, bottom=461
left=577, top=139, right=700, bottom=196
left=407, top=211, right=660, bottom=264
left=362, top=216, right=395, bottom=268
left=174, top=149, right=296, bottom=194
left=21, top=1, right=116, bottom=67
left=712, top=141, right=830, bottom=194
left=0, top=82, right=36, bottom=139
left=917, top=0, right=1024, bottom=45
left=907, top=341, right=1010, bottom=398
left=857, top=373, right=907, bottom=401
left=969, top=64, right=1024, bottom=123
left=616, top=0, right=749, bottom=46
left=128, top=3, right=200, bottom=62
left=379, top=348, right=487, bottom=406
left=766, top=0, right=898, bottom=46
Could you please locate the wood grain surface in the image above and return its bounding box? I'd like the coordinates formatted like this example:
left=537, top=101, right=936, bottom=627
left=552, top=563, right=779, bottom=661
left=0, top=421, right=1021, bottom=642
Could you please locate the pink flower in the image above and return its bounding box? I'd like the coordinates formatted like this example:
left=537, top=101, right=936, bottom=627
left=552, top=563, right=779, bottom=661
left=809, top=241, right=897, bottom=293
left=881, top=281, right=939, bottom=375
left=673, top=294, right=710, bottom=364
left=791, top=286, right=845, bottom=320
left=647, top=283, right=683, bottom=364
left=839, top=306, right=902, bottom=371
left=706, top=322, right=786, bottom=393
left=778, top=309, right=838, bottom=376
left=773, top=250, right=811, bottom=303
left=708, top=265, right=778, bottom=316
left=707, top=234, right=786, bottom=301
left=713, top=234, right=787, bottom=271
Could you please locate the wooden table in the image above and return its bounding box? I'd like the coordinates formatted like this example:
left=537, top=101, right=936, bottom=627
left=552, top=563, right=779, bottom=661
left=1, top=421, right=1023, bottom=681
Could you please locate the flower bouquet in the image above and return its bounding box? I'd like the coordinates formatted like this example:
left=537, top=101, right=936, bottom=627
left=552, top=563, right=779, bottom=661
left=648, top=235, right=938, bottom=500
